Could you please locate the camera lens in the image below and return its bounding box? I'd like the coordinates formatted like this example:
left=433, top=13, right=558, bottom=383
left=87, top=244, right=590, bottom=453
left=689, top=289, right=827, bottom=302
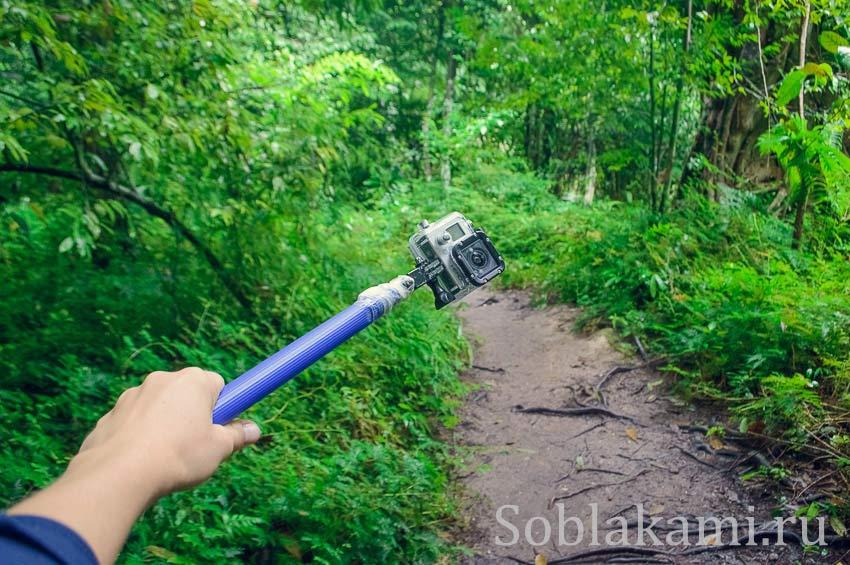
left=453, top=232, right=504, bottom=287
left=470, top=249, right=487, bottom=268
left=462, top=241, right=494, bottom=275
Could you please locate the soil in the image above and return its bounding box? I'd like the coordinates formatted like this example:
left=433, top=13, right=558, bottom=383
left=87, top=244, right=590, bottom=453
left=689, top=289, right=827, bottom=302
left=452, top=289, right=838, bottom=565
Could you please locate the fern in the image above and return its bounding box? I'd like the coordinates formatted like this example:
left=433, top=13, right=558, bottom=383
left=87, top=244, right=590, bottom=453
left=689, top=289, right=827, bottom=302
left=758, top=116, right=850, bottom=243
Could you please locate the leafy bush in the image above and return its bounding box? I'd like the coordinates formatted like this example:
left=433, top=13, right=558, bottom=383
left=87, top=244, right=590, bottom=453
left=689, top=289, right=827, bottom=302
left=443, top=171, right=850, bottom=446
left=1, top=3, right=477, bottom=562
left=0, top=194, right=470, bottom=562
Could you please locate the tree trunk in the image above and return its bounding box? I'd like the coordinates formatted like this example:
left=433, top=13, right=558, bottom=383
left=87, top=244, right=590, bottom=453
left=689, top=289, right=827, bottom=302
left=648, top=30, right=659, bottom=210
left=682, top=10, right=794, bottom=190
left=440, top=52, right=457, bottom=190
left=798, top=2, right=810, bottom=120
left=792, top=178, right=808, bottom=249
left=422, top=84, right=436, bottom=182
left=584, top=134, right=597, bottom=205
left=792, top=1, right=811, bottom=249
left=421, top=7, right=445, bottom=182
left=659, top=0, right=692, bottom=213
left=524, top=104, right=536, bottom=168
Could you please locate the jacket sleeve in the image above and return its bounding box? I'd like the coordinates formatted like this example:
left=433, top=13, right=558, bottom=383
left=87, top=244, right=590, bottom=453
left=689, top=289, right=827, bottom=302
left=0, top=514, right=97, bottom=565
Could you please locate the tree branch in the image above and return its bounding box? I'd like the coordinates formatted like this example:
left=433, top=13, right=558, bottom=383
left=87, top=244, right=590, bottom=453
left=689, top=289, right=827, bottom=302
left=0, top=89, right=52, bottom=110
left=0, top=163, right=253, bottom=311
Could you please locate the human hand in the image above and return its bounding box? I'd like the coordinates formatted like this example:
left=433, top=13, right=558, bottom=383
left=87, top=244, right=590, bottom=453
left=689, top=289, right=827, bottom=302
left=8, top=368, right=260, bottom=564
left=72, top=367, right=261, bottom=498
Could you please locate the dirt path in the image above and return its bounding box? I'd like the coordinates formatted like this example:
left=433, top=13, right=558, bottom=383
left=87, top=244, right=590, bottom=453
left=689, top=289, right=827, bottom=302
left=454, top=290, right=825, bottom=565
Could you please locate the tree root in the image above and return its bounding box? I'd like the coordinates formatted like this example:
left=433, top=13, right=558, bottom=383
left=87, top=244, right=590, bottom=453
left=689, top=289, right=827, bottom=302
left=548, top=470, right=650, bottom=508
left=472, top=364, right=505, bottom=373
left=513, top=405, right=636, bottom=422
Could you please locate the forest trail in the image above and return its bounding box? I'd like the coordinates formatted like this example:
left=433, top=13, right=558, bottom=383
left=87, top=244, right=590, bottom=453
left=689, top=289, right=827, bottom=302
left=454, top=290, right=816, bottom=565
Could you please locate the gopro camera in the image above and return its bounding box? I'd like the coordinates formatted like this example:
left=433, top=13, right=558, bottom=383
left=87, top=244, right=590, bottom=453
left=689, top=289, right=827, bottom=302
left=407, top=212, right=505, bottom=309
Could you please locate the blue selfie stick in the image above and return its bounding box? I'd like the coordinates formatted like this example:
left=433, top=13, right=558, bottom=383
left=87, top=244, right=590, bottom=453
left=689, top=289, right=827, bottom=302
left=212, top=275, right=414, bottom=425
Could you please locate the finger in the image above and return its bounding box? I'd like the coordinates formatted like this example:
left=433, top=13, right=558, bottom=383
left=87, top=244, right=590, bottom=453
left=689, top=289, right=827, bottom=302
left=113, top=386, right=139, bottom=410
left=180, top=367, right=224, bottom=405
left=204, top=370, right=225, bottom=392
left=199, top=370, right=225, bottom=403
left=214, top=419, right=261, bottom=456
left=146, top=369, right=175, bottom=383
left=176, top=366, right=222, bottom=386
left=79, top=429, right=99, bottom=452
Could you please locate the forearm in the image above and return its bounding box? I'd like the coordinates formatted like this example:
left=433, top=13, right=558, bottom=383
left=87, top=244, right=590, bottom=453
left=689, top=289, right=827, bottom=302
left=8, top=446, right=161, bottom=564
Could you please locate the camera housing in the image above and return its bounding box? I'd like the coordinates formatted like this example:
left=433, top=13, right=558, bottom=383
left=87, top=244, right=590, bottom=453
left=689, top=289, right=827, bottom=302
left=407, top=212, right=505, bottom=309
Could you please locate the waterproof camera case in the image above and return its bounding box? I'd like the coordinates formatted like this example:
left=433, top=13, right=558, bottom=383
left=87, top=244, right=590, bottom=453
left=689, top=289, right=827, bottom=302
left=407, top=212, right=505, bottom=309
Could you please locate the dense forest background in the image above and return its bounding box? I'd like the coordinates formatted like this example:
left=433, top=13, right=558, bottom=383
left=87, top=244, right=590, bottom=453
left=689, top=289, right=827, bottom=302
left=2, top=0, right=850, bottom=562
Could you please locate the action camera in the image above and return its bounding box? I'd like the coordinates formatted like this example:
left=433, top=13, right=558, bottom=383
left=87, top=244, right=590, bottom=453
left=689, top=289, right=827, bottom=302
left=407, top=212, right=505, bottom=309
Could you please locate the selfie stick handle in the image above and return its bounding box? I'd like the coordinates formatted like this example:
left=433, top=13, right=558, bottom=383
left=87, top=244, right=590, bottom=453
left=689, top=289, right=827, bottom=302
left=212, top=275, right=415, bottom=425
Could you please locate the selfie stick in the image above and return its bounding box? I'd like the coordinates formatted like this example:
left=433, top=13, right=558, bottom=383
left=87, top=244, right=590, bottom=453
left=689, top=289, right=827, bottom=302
left=212, top=275, right=415, bottom=425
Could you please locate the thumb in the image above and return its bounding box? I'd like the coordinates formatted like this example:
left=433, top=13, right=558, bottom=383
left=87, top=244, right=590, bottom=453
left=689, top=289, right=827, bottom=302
left=219, top=419, right=262, bottom=453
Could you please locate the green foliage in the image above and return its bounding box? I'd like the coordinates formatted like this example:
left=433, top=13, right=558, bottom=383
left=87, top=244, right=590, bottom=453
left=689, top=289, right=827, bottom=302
left=449, top=173, right=850, bottom=448
left=777, top=70, right=808, bottom=107
left=820, top=30, right=850, bottom=54
left=469, top=0, right=702, bottom=207
left=0, top=192, right=470, bottom=562
left=735, top=374, right=823, bottom=433
left=742, top=464, right=791, bottom=483
left=758, top=115, right=850, bottom=246
left=2, top=0, right=850, bottom=559
left=0, top=1, right=472, bottom=562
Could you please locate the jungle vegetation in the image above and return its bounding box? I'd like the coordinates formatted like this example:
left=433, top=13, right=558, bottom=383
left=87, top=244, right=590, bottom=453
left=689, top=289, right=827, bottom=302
left=2, top=0, right=850, bottom=562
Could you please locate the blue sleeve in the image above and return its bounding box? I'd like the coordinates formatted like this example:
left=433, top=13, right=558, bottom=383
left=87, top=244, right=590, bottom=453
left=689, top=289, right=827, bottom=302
left=0, top=514, right=97, bottom=565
